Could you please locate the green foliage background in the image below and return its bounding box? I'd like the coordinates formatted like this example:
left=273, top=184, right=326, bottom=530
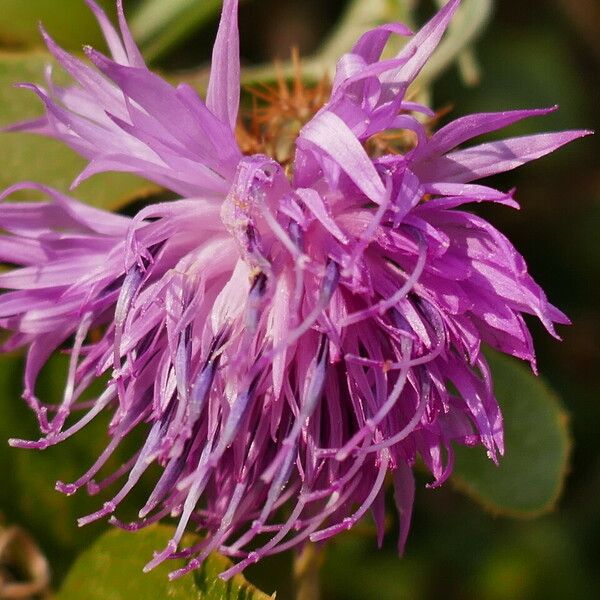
left=0, top=1, right=598, bottom=598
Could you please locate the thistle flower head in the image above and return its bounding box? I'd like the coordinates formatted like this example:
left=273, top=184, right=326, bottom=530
left=0, top=0, right=589, bottom=579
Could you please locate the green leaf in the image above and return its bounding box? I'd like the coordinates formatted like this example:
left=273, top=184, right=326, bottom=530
left=452, top=351, right=571, bottom=517
left=0, top=0, right=114, bottom=51
left=130, top=0, right=222, bottom=63
left=0, top=51, right=160, bottom=210
left=56, top=525, right=272, bottom=600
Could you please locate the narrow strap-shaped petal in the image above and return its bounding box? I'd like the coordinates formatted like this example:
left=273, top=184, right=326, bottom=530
left=84, top=0, right=128, bottom=64
left=15, top=83, right=135, bottom=158
left=295, top=188, right=348, bottom=244
left=72, top=154, right=228, bottom=199
left=422, top=182, right=512, bottom=201
left=419, top=182, right=519, bottom=208
left=424, top=106, right=558, bottom=157
left=0, top=237, right=52, bottom=265
left=0, top=182, right=130, bottom=236
left=298, top=111, right=386, bottom=204
left=24, top=331, right=71, bottom=403
left=3, top=116, right=50, bottom=135
left=414, top=130, right=593, bottom=183
left=0, top=258, right=105, bottom=290
left=334, top=53, right=417, bottom=96
left=206, top=0, right=240, bottom=130
left=39, top=27, right=122, bottom=111
left=351, top=22, right=413, bottom=64
left=382, top=0, right=460, bottom=87
left=86, top=49, right=237, bottom=165
left=392, top=462, right=415, bottom=555
left=116, top=0, right=146, bottom=68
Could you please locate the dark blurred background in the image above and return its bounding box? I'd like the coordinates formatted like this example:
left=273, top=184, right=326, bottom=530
left=0, top=1, right=598, bottom=598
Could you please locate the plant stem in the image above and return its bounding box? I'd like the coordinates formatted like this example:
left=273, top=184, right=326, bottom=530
left=293, top=543, right=323, bottom=600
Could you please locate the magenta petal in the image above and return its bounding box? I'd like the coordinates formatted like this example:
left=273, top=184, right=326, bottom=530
left=206, top=0, right=240, bottom=130
left=84, top=0, right=129, bottom=64
left=415, top=130, right=593, bottom=183
left=423, top=106, right=559, bottom=157
left=298, top=111, right=386, bottom=203
left=350, top=22, right=413, bottom=64
left=383, top=0, right=460, bottom=87
left=0, top=182, right=130, bottom=236
left=393, top=463, right=415, bottom=555
left=115, top=0, right=146, bottom=68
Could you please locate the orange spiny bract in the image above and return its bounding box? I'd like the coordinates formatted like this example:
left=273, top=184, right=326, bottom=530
left=236, top=49, right=330, bottom=168
left=236, top=51, right=452, bottom=168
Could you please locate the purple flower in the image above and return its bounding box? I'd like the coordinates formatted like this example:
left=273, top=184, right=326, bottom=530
left=0, top=0, right=589, bottom=579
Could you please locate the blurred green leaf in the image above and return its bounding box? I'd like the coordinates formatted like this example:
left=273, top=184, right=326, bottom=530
left=0, top=51, right=159, bottom=209
left=56, top=525, right=272, bottom=599
left=452, top=351, right=571, bottom=517
left=131, top=0, right=221, bottom=62
left=0, top=0, right=114, bottom=51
